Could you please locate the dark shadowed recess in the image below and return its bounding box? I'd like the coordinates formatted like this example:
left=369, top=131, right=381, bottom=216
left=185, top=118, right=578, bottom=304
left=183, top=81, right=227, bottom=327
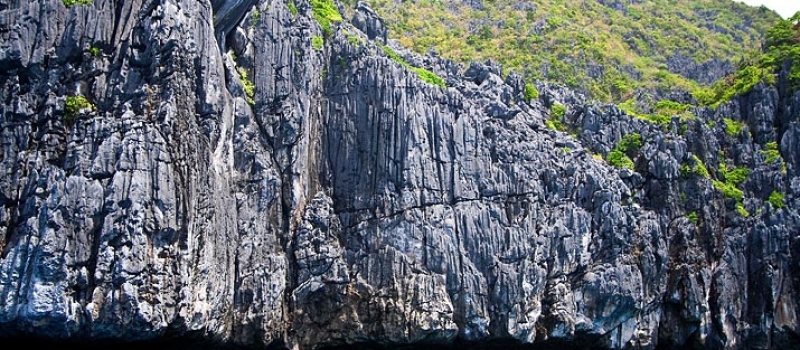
left=0, top=337, right=641, bottom=350
left=0, top=336, right=263, bottom=350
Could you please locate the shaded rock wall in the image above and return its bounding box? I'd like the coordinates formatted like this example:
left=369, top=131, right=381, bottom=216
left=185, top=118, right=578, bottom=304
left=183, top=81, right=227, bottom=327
left=0, top=1, right=798, bottom=350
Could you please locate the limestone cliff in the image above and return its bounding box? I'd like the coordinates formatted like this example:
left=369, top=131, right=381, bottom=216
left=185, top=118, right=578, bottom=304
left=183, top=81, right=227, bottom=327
left=0, top=1, right=799, bottom=349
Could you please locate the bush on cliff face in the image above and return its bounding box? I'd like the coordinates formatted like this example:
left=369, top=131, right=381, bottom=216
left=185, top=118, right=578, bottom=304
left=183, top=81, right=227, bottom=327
left=524, top=83, right=539, bottom=100
left=236, top=67, right=255, bottom=105
left=378, top=43, right=446, bottom=87
left=64, top=95, right=94, bottom=120
left=605, top=133, right=642, bottom=170
left=681, top=155, right=710, bottom=179
left=312, top=36, right=324, bottom=51
left=724, top=118, right=745, bottom=136
left=768, top=190, right=786, bottom=209
left=62, top=0, right=92, bottom=7
left=311, top=0, right=343, bottom=36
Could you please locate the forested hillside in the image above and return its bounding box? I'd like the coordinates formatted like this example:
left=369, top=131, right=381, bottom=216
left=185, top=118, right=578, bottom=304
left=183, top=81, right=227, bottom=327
left=339, top=0, right=782, bottom=103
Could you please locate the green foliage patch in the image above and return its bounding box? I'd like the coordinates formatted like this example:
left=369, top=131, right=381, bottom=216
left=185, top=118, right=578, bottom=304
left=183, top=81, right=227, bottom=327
left=311, top=0, right=343, bottom=37
left=524, top=83, right=539, bottom=100
left=762, top=141, right=782, bottom=163
left=411, top=66, right=446, bottom=87
left=682, top=155, right=710, bottom=178
left=251, top=8, right=261, bottom=28
left=348, top=35, right=363, bottom=47
left=719, top=165, right=749, bottom=186
left=312, top=36, right=324, bottom=51
left=723, top=118, right=745, bottom=136
left=236, top=67, right=255, bottom=105
left=763, top=12, right=800, bottom=87
left=288, top=2, right=298, bottom=16
left=607, top=150, right=634, bottom=170
left=713, top=179, right=744, bottom=202
left=737, top=203, right=750, bottom=217
left=616, top=133, right=642, bottom=154
left=550, top=103, right=566, bottom=118
left=694, top=64, right=775, bottom=107
left=379, top=43, right=445, bottom=87
left=544, top=118, right=566, bottom=132
left=768, top=190, right=785, bottom=209
left=605, top=132, right=642, bottom=170
left=713, top=161, right=750, bottom=216
left=619, top=98, right=672, bottom=125
left=65, top=95, right=95, bottom=120
left=694, top=12, right=800, bottom=107
left=544, top=103, right=567, bottom=131
left=686, top=211, right=699, bottom=224
left=63, top=0, right=92, bottom=7
left=342, top=0, right=780, bottom=103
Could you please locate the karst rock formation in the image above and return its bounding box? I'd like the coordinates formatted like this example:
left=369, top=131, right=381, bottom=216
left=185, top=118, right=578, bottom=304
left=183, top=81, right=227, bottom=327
left=1, top=1, right=799, bottom=349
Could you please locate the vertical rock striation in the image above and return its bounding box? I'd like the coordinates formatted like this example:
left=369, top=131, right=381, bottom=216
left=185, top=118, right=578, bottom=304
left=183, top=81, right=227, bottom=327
left=0, top=0, right=798, bottom=349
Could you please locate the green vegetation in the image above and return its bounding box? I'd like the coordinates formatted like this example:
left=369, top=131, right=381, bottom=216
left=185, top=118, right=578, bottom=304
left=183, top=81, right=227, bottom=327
left=63, top=0, right=92, bottom=7
left=768, top=190, right=785, bottom=209
left=681, top=155, right=710, bottom=178
left=550, top=103, right=566, bottom=118
left=88, top=46, right=101, bottom=57
left=694, top=64, right=775, bottom=107
left=251, top=8, right=261, bottom=28
left=737, top=203, right=750, bottom=217
left=691, top=155, right=710, bottom=178
left=348, top=35, right=363, bottom=47
left=686, top=211, right=699, bottom=224
left=619, top=97, right=698, bottom=125
left=693, top=12, right=800, bottom=106
left=605, top=133, right=642, bottom=170
left=545, top=103, right=567, bottom=131
left=712, top=161, right=750, bottom=216
left=236, top=67, right=255, bottom=105
left=379, top=43, right=446, bottom=87
left=311, top=0, right=343, bottom=37
left=288, top=2, right=298, bottom=16
left=607, top=150, right=635, bottom=170
left=713, top=179, right=744, bottom=202
left=341, top=0, right=780, bottom=103
left=762, top=141, right=782, bottom=163
left=544, top=116, right=566, bottom=132
left=524, top=83, right=539, bottom=101
left=763, top=12, right=800, bottom=87
left=723, top=118, right=745, bottom=136
left=617, top=133, right=643, bottom=153
left=64, top=95, right=95, bottom=120
left=719, top=164, right=749, bottom=186
left=312, top=36, right=324, bottom=51
left=412, top=67, right=446, bottom=87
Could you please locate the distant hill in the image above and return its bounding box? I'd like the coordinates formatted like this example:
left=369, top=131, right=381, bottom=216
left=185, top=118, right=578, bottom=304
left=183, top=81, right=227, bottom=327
left=340, top=0, right=782, bottom=103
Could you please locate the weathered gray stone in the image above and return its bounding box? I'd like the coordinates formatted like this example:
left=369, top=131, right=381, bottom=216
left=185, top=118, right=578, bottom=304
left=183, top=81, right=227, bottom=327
left=0, top=1, right=799, bottom=350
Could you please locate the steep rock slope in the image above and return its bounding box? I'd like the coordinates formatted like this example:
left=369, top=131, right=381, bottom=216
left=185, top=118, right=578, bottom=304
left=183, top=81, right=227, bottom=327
left=0, top=1, right=798, bottom=350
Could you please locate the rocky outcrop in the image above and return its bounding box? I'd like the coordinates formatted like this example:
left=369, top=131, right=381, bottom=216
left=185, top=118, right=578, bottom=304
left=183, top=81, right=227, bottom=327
left=0, top=1, right=799, bottom=350
left=666, top=51, right=735, bottom=86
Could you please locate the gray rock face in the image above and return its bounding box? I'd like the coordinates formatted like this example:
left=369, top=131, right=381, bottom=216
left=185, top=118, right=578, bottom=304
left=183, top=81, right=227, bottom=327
left=350, top=2, right=386, bottom=43
left=0, top=1, right=799, bottom=350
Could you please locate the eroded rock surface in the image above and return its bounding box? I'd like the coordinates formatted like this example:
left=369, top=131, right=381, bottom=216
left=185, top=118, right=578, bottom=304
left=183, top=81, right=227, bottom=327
left=0, top=1, right=799, bottom=350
